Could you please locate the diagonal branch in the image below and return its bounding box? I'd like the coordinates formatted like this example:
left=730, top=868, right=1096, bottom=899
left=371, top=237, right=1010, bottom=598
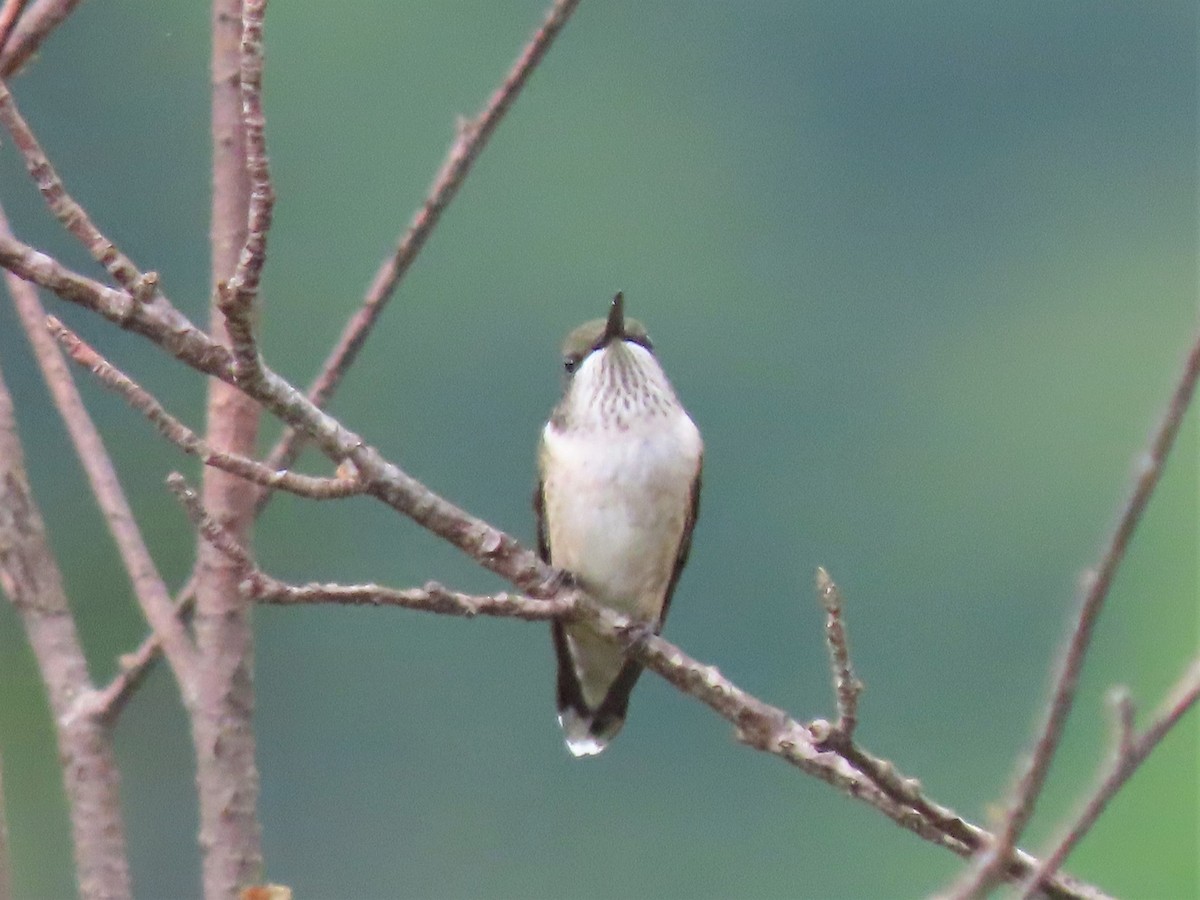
left=946, top=329, right=1200, bottom=898
left=1020, top=659, right=1200, bottom=897
left=0, top=78, right=153, bottom=296
left=257, top=0, right=582, bottom=492
left=0, top=0, right=29, bottom=56
left=0, top=0, right=85, bottom=76
left=171, top=479, right=1106, bottom=900
left=48, top=317, right=363, bottom=500
left=91, top=579, right=197, bottom=724
left=1, top=208, right=198, bottom=681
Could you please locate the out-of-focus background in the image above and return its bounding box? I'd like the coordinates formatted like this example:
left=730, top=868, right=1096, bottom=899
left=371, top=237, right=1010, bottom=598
left=0, top=2, right=1195, bottom=897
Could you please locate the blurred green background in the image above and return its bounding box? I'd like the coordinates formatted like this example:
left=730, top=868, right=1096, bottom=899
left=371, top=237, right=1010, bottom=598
left=0, top=2, right=1196, bottom=897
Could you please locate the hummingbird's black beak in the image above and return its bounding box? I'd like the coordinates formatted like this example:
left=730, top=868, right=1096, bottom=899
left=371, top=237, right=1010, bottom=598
left=604, top=292, right=625, bottom=343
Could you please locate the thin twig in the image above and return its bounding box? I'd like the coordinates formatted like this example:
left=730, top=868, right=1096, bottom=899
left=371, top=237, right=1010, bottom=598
left=1020, top=659, right=1200, bottom=897
left=946, top=330, right=1200, bottom=898
left=257, top=0, right=582, bottom=493
left=48, top=317, right=363, bottom=500
left=253, top=576, right=572, bottom=621
left=167, top=473, right=255, bottom=572
left=219, top=0, right=273, bottom=382
left=0, top=0, right=84, bottom=76
left=0, top=79, right=153, bottom=296
left=0, top=208, right=198, bottom=681
left=91, top=576, right=198, bottom=724
left=813, top=566, right=863, bottom=743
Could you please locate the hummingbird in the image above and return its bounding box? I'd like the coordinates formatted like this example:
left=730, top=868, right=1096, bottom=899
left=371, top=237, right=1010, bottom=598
left=535, top=293, right=703, bottom=757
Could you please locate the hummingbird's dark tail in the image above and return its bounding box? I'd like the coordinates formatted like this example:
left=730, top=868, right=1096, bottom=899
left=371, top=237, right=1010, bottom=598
left=552, top=620, right=645, bottom=757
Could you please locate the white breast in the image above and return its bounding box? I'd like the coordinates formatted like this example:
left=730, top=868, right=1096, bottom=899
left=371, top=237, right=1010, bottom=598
left=540, top=409, right=702, bottom=619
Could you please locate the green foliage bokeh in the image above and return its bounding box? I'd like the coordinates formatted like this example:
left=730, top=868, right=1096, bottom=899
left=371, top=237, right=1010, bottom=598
left=0, top=2, right=1195, bottom=897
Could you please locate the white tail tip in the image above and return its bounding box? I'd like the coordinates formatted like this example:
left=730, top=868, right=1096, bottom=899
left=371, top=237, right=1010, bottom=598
left=558, top=709, right=613, bottom=758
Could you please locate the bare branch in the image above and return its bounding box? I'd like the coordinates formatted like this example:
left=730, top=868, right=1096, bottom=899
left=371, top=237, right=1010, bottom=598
left=258, top=0, right=582, bottom=489
left=0, top=78, right=153, bottom=296
left=0, top=58, right=1148, bottom=896
left=0, top=233, right=560, bottom=590
left=1020, top=659, right=1200, bottom=897
left=217, top=0, right=273, bottom=384
left=92, top=577, right=197, bottom=724
left=175, top=474, right=570, bottom=623
left=0, top=0, right=85, bottom=76
left=48, top=317, right=363, bottom=500
left=225, top=0, right=272, bottom=310
left=0, top=0, right=29, bottom=57
left=253, top=577, right=572, bottom=621
left=813, top=566, right=863, bottom=744
left=946, top=329, right=1200, bottom=897
left=0, top=357, right=131, bottom=900
left=241, top=567, right=1104, bottom=899
left=0, top=230, right=234, bottom=374
left=167, top=472, right=256, bottom=573
left=1, top=209, right=198, bottom=683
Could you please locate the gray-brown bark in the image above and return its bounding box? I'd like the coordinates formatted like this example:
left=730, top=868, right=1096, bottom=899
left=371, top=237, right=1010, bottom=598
left=190, top=1, right=264, bottom=895
left=0, top=361, right=131, bottom=900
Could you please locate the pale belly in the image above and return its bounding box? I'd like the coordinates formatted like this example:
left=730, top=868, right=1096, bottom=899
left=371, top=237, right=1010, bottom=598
left=540, top=418, right=701, bottom=619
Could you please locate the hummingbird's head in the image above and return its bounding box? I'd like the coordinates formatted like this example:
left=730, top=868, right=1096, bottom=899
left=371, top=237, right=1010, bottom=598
left=560, top=292, right=653, bottom=378
left=551, top=293, right=680, bottom=431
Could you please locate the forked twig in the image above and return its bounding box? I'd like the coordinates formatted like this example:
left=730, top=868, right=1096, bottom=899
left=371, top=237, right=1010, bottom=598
left=1020, top=659, right=1200, bottom=896
left=946, top=330, right=1200, bottom=898
left=0, top=356, right=132, bottom=899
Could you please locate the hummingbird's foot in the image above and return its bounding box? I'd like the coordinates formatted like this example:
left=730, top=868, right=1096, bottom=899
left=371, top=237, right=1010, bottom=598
left=541, top=566, right=579, bottom=599
left=618, top=618, right=658, bottom=652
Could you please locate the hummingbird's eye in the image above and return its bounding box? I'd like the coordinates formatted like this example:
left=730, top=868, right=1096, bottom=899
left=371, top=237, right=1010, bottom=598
left=563, top=355, right=580, bottom=374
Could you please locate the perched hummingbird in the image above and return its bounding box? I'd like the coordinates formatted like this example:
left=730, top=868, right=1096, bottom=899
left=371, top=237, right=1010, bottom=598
left=535, top=293, right=703, bottom=757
